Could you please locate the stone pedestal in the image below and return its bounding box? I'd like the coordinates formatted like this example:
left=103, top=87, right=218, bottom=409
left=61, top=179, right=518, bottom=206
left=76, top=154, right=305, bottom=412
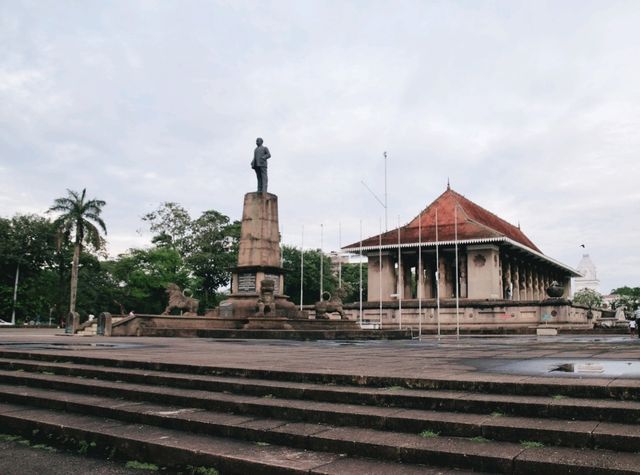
left=231, top=192, right=285, bottom=296
left=214, top=192, right=301, bottom=320
left=65, top=311, right=79, bottom=334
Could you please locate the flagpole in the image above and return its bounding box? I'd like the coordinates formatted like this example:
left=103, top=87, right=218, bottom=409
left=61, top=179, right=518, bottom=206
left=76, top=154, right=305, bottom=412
left=300, top=225, right=304, bottom=311
left=418, top=210, right=422, bottom=340
left=320, top=223, right=324, bottom=301
left=455, top=205, right=460, bottom=340
left=397, top=215, right=402, bottom=330
left=435, top=209, right=441, bottom=339
left=338, top=222, right=342, bottom=289
left=359, top=220, right=363, bottom=327
left=379, top=217, right=383, bottom=328
left=384, top=152, right=388, bottom=231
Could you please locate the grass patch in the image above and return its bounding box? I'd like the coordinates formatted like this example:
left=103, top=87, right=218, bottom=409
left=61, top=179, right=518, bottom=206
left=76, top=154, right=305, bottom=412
left=0, top=434, right=22, bottom=442
left=469, top=436, right=491, bottom=443
left=551, top=394, right=567, bottom=400
left=520, top=440, right=545, bottom=448
left=255, top=441, right=271, bottom=446
left=419, top=430, right=440, bottom=438
left=490, top=411, right=504, bottom=417
left=125, top=461, right=159, bottom=471
left=77, top=440, right=90, bottom=455
left=384, top=386, right=404, bottom=391
left=192, top=467, right=220, bottom=475
left=262, top=394, right=275, bottom=399
left=31, top=443, right=57, bottom=452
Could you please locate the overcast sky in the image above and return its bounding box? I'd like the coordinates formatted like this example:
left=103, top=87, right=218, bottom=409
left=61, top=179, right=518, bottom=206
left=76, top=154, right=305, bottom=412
left=1, top=1, right=639, bottom=293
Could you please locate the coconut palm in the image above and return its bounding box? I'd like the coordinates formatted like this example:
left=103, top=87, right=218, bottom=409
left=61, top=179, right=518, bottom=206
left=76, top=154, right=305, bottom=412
left=48, top=189, right=107, bottom=313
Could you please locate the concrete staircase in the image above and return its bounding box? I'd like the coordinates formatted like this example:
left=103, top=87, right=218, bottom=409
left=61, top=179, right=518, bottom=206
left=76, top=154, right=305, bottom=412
left=76, top=316, right=126, bottom=336
left=0, top=350, right=639, bottom=474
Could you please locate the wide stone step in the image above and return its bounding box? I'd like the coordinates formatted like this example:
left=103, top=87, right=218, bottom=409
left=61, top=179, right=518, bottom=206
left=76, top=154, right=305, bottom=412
left=1, top=396, right=638, bottom=474
left=0, top=401, right=463, bottom=475
left=1, top=349, right=637, bottom=400
left=1, top=370, right=640, bottom=454
left=1, top=359, right=639, bottom=425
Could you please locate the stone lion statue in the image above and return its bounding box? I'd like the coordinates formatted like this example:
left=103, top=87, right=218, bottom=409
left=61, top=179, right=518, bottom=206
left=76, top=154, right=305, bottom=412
left=162, top=283, right=199, bottom=316
left=315, top=287, right=347, bottom=320
left=255, top=279, right=276, bottom=317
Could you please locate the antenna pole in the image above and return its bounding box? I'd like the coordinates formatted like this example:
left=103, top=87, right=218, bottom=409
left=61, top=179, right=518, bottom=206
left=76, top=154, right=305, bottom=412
left=384, top=151, right=388, bottom=231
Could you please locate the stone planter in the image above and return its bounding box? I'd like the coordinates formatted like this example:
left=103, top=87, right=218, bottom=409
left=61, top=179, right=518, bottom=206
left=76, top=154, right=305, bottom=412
left=546, top=284, right=564, bottom=298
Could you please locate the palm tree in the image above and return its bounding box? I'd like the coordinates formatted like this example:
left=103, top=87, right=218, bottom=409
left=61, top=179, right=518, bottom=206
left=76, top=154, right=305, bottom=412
left=48, top=189, right=107, bottom=313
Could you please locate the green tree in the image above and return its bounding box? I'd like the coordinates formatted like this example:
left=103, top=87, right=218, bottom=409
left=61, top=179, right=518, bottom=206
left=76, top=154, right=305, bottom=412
left=142, top=202, right=192, bottom=254
left=187, top=210, right=241, bottom=309
left=610, top=287, right=640, bottom=312
left=572, top=288, right=603, bottom=309
left=339, top=262, right=368, bottom=304
left=142, top=202, right=240, bottom=310
left=110, top=247, right=193, bottom=315
left=0, top=214, right=58, bottom=323
left=48, top=189, right=107, bottom=313
left=282, top=245, right=337, bottom=305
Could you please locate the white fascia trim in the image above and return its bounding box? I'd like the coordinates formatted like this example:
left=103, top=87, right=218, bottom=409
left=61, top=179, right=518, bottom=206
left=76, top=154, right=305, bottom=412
left=343, top=236, right=581, bottom=276
left=503, top=237, right=581, bottom=276
left=342, top=236, right=505, bottom=252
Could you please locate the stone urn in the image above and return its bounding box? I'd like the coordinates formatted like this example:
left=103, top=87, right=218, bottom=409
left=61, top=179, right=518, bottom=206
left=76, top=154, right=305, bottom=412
left=546, top=281, right=564, bottom=298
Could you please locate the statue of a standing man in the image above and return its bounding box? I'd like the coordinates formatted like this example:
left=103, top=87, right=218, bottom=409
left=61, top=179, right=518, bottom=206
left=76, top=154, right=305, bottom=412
left=251, top=137, right=271, bottom=193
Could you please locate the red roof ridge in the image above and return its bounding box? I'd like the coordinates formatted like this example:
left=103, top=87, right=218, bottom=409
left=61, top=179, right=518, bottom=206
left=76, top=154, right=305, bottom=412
left=343, top=187, right=542, bottom=254
left=449, top=188, right=540, bottom=252
left=405, top=187, right=540, bottom=252
left=449, top=188, right=521, bottom=233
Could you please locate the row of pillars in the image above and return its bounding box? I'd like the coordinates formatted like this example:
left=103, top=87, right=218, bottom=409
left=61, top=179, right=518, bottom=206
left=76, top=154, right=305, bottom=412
left=368, top=246, right=570, bottom=302
left=501, top=258, right=568, bottom=300
left=368, top=249, right=469, bottom=301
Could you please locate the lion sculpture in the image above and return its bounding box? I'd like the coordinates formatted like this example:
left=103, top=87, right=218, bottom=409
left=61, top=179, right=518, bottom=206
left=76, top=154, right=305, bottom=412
left=162, top=283, right=199, bottom=316
left=315, top=287, right=347, bottom=320
left=255, top=279, right=276, bottom=317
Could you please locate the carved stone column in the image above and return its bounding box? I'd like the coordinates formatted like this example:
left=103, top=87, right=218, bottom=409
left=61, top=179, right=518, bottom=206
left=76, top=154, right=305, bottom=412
left=519, top=264, right=527, bottom=300
left=511, top=262, right=520, bottom=300
left=438, top=255, right=448, bottom=299
left=459, top=255, right=468, bottom=298
left=422, top=253, right=434, bottom=299
left=367, top=253, right=396, bottom=302
left=503, top=260, right=512, bottom=299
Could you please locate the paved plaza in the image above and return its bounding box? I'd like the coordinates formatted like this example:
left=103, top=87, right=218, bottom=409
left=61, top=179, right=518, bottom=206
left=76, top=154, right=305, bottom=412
left=2, top=328, right=640, bottom=474
left=2, top=328, right=640, bottom=383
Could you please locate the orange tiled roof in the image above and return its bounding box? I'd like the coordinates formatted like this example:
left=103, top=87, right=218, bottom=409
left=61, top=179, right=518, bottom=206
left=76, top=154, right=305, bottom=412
left=344, top=188, right=541, bottom=252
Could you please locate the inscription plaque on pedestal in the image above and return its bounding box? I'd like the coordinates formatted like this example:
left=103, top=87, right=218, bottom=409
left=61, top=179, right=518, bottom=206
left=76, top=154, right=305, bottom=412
left=238, top=273, right=256, bottom=293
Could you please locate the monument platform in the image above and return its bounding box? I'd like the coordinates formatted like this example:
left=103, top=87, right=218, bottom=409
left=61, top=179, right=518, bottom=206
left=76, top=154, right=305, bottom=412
left=0, top=331, right=639, bottom=474
left=107, top=314, right=411, bottom=339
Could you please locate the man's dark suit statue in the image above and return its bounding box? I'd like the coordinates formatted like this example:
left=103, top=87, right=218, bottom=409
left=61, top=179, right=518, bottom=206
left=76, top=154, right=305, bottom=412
left=251, top=137, right=271, bottom=193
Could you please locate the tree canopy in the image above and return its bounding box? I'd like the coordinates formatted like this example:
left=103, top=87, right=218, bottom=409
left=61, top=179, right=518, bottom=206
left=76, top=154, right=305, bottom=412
left=610, top=287, right=640, bottom=311
left=1, top=195, right=371, bottom=323
left=572, top=288, right=603, bottom=309
left=281, top=245, right=366, bottom=305
left=47, top=188, right=107, bottom=313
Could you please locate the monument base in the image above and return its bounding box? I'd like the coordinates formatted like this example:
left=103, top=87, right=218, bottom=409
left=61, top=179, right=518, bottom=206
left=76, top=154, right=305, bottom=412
left=107, top=313, right=412, bottom=340
left=208, top=293, right=301, bottom=319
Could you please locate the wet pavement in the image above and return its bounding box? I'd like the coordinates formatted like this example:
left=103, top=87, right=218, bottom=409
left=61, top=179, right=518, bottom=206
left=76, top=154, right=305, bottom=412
left=1, top=328, right=639, bottom=381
